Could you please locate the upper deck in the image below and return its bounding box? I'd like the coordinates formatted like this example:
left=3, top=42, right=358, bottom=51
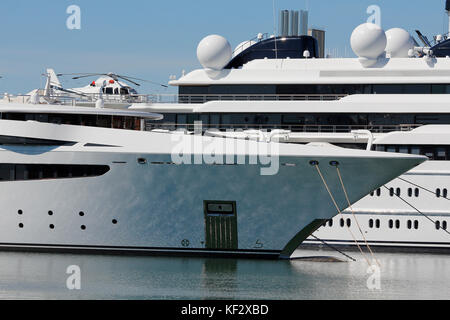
left=170, top=57, right=450, bottom=86
left=0, top=101, right=162, bottom=131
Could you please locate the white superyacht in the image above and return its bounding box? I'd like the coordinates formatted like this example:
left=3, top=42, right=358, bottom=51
left=133, top=4, right=450, bottom=252
left=0, top=96, right=422, bottom=259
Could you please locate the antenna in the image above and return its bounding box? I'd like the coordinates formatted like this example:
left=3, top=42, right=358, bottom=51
left=415, top=30, right=432, bottom=47
left=273, top=0, right=278, bottom=59
left=445, top=0, right=450, bottom=33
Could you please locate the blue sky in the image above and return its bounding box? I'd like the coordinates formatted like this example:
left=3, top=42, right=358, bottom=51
left=0, top=0, right=446, bottom=94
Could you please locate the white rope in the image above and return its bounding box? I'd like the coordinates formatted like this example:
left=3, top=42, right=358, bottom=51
left=313, top=164, right=373, bottom=267
left=336, top=166, right=381, bottom=268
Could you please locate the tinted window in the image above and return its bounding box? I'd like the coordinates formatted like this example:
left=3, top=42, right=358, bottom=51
left=0, top=164, right=110, bottom=182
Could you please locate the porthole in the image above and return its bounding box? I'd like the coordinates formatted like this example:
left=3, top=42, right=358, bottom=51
left=389, top=220, right=394, bottom=229
left=137, top=158, right=147, bottom=165
left=408, top=188, right=412, bottom=197
left=407, top=220, right=412, bottom=230
left=346, top=219, right=351, bottom=227
left=49, top=224, right=55, bottom=230
left=48, top=211, right=53, bottom=216
left=328, top=219, right=333, bottom=227
left=376, top=219, right=380, bottom=228
left=112, top=219, right=118, bottom=225
left=369, top=219, right=374, bottom=228
left=18, top=210, right=23, bottom=215
left=443, top=221, right=448, bottom=230
left=376, top=189, right=381, bottom=197
left=444, top=189, right=448, bottom=198
left=389, top=188, right=394, bottom=197
left=414, top=220, right=419, bottom=230
left=79, top=211, right=85, bottom=217
left=19, top=223, right=24, bottom=228
left=396, top=188, right=401, bottom=197
left=436, top=221, right=441, bottom=230
left=436, top=189, right=441, bottom=198
left=415, top=188, right=420, bottom=197
left=81, top=225, right=86, bottom=230
left=395, top=220, right=400, bottom=229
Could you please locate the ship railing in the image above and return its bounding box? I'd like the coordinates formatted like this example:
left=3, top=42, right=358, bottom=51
left=146, top=123, right=422, bottom=134
left=177, top=94, right=347, bottom=104
left=1, top=92, right=160, bottom=106
left=232, top=33, right=270, bottom=56
left=44, top=92, right=158, bottom=104
left=1, top=92, right=347, bottom=105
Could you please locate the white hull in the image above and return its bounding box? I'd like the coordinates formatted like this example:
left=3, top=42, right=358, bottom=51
left=0, top=119, right=424, bottom=258
left=306, top=161, right=450, bottom=252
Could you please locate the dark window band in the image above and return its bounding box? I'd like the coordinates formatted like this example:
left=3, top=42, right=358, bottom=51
left=0, top=164, right=110, bottom=181
left=376, top=145, right=450, bottom=161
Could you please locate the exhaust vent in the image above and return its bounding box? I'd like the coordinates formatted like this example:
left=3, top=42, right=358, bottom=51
left=279, top=10, right=308, bottom=36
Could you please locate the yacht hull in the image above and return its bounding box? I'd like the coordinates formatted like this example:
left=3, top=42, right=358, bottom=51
left=0, top=147, right=423, bottom=258
left=306, top=161, right=450, bottom=252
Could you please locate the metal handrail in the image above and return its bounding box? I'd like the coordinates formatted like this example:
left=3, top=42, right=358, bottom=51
left=2, top=92, right=159, bottom=106
left=146, top=123, right=422, bottom=134
left=2, top=92, right=347, bottom=105
left=232, top=33, right=270, bottom=56
left=177, top=94, right=347, bottom=103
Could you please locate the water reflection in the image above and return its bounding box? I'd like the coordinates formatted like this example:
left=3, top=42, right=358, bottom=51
left=0, top=250, right=448, bottom=299
left=201, top=259, right=237, bottom=298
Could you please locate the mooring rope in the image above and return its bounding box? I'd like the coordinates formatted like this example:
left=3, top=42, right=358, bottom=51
left=335, top=166, right=381, bottom=267
left=313, top=163, right=372, bottom=267
left=310, top=235, right=357, bottom=262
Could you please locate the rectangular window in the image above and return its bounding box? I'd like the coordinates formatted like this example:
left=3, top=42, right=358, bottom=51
left=210, top=115, right=221, bottom=127
left=437, top=148, right=447, bottom=160
left=386, top=146, right=397, bottom=153
left=373, top=84, right=403, bottom=94
left=0, top=164, right=14, bottom=181
left=399, top=146, right=409, bottom=154
left=177, top=114, right=187, bottom=129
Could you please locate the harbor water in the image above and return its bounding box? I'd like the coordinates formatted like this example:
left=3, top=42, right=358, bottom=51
left=0, top=249, right=448, bottom=300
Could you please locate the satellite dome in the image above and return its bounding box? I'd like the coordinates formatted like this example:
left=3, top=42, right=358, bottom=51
left=197, top=35, right=232, bottom=70
left=351, top=23, right=387, bottom=59
left=385, top=28, right=414, bottom=58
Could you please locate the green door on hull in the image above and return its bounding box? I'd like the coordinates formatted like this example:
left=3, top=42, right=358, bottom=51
left=204, top=201, right=238, bottom=250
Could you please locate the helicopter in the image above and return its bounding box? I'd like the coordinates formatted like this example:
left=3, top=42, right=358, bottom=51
left=23, top=69, right=168, bottom=108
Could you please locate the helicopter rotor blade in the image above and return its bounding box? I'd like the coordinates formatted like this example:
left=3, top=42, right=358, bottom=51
left=72, top=74, right=107, bottom=80
left=55, top=72, right=168, bottom=88
left=117, top=75, right=168, bottom=88
left=114, top=75, right=141, bottom=87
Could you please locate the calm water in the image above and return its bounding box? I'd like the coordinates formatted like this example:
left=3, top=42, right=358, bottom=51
left=0, top=249, right=449, bottom=299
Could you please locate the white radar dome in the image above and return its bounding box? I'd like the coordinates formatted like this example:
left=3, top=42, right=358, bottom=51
left=385, top=28, right=414, bottom=58
left=197, top=35, right=232, bottom=70
left=351, top=23, right=387, bottom=59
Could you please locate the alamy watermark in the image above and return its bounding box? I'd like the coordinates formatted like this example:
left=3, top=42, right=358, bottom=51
left=66, top=265, right=81, bottom=290
left=366, top=263, right=381, bottom=291
left=66, top=5, right=81, bottom=30
left=170, top=122, right=280, bottom=176
left=367, top=5, right=381, bottom=27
